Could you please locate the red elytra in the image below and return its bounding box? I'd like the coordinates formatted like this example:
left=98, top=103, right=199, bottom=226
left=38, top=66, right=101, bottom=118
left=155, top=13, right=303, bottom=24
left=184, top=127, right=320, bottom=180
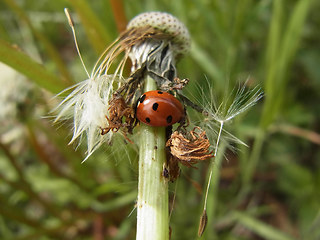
left=136, top=90, right=184, bottom=127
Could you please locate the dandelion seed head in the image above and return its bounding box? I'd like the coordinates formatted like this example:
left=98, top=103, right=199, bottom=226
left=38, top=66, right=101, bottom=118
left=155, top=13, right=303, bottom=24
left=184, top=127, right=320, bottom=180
left=127, top=12, right=191, bottom=57
left=54, top=11, right=192, bottom=161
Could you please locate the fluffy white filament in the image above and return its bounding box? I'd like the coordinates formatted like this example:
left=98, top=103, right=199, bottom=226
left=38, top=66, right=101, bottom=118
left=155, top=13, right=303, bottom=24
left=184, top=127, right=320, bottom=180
left=187, top=78, right=263, bottom=150
left=54, top=75, right=120, bottom=161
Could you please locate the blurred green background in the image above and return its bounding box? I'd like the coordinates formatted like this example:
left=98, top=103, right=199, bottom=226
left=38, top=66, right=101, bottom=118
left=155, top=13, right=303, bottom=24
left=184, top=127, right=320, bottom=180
left=0, top=0, right=319, bottom=239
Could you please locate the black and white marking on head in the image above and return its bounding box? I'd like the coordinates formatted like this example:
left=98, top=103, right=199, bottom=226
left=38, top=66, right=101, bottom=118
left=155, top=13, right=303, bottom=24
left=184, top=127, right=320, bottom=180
left=139, top=94, right=146, bottom=103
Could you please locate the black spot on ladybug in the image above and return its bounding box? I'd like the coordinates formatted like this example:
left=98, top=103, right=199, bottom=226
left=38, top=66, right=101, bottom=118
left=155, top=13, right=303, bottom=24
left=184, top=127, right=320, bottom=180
left=166, top=115, right=173, bottom=123
left=152, top=103, right=159, bottom=111
left=146, top=117, right=151, bottom=123
left=139, top=94, right=146, bottom=103
left=157, top=91, right=163, bottom=94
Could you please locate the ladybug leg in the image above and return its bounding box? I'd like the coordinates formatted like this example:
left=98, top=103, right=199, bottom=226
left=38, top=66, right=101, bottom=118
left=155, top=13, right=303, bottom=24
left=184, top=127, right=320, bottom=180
left=177, top=93, right=208, bottom=117
left=176, top=113, right=189, bottom=132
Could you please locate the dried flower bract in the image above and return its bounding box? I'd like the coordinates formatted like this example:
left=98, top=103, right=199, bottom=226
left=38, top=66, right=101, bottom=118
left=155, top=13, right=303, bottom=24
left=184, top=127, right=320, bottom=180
left=100, top=94, right=135, bottom=136
left=166, top=127, right=213, bottom=167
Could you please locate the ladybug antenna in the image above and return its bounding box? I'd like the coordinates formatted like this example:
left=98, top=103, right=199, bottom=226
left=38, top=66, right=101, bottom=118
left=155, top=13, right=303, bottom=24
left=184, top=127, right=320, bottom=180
left=64, top=8, right=90, bottom=78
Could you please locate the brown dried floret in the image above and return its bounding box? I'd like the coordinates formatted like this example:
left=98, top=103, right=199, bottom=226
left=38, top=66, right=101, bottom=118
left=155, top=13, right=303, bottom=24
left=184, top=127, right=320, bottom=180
left=100, top=94, right=135, bottom=136
left=160, top=77, right=189, bottom=91
left=171, top=77, right=189, bottom=90
left=166, top=127, right=213, bottom=167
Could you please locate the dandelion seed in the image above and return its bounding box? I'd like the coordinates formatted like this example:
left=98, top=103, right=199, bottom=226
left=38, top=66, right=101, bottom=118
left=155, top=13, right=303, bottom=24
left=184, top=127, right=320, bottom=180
left=204, top=79, right=263, bottom=124
left=192, top=78, right=263, bottom=235
left=184, top=78, right=263, bottom=150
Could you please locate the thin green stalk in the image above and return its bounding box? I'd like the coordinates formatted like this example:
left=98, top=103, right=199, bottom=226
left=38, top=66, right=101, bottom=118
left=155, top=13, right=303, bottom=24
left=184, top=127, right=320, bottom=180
left=201, top=142, right=226, bottom=240
left=262, top=0, right=312, bottom=128
left=233, top=211, right=294, bottom=240
left=241, top=129, right=265, bottom=188
left=190, top=42, right=224, bottom=90
left=136, top=75, right=169, bottom=240
left=92, top=190, right=137, bottom=212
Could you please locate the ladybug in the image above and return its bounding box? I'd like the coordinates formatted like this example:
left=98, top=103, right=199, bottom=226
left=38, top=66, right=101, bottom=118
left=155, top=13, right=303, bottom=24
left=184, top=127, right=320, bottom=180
left=136, top=90, right=184, bottom=127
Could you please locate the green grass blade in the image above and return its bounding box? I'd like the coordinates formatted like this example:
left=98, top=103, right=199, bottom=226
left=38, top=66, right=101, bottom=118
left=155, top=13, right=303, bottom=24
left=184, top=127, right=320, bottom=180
left=262, top=0, right=312, bottom=128
left=234, top=212, right=295, bottom=240
left=243, top=0, right=313, bottom=189
left=261, top=0, right=283, bottom=128
left=3, top=0, right=74, bottom=85
left=190, top=41, right=224, bottom=89
left=0, top=39, right=66, bottom=93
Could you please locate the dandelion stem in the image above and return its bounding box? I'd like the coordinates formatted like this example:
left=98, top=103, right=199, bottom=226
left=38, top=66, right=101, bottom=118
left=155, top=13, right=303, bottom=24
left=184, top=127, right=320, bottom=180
left=136, top=75, right=169, bottom=240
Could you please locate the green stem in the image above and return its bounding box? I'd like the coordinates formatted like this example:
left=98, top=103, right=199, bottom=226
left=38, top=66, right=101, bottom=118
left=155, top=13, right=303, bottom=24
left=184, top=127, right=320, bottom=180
left=136, top=75, right=169, bottom=240
left=242, top=130, right=265, bottom=187
left=202, top=142, right=226, bottom=239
